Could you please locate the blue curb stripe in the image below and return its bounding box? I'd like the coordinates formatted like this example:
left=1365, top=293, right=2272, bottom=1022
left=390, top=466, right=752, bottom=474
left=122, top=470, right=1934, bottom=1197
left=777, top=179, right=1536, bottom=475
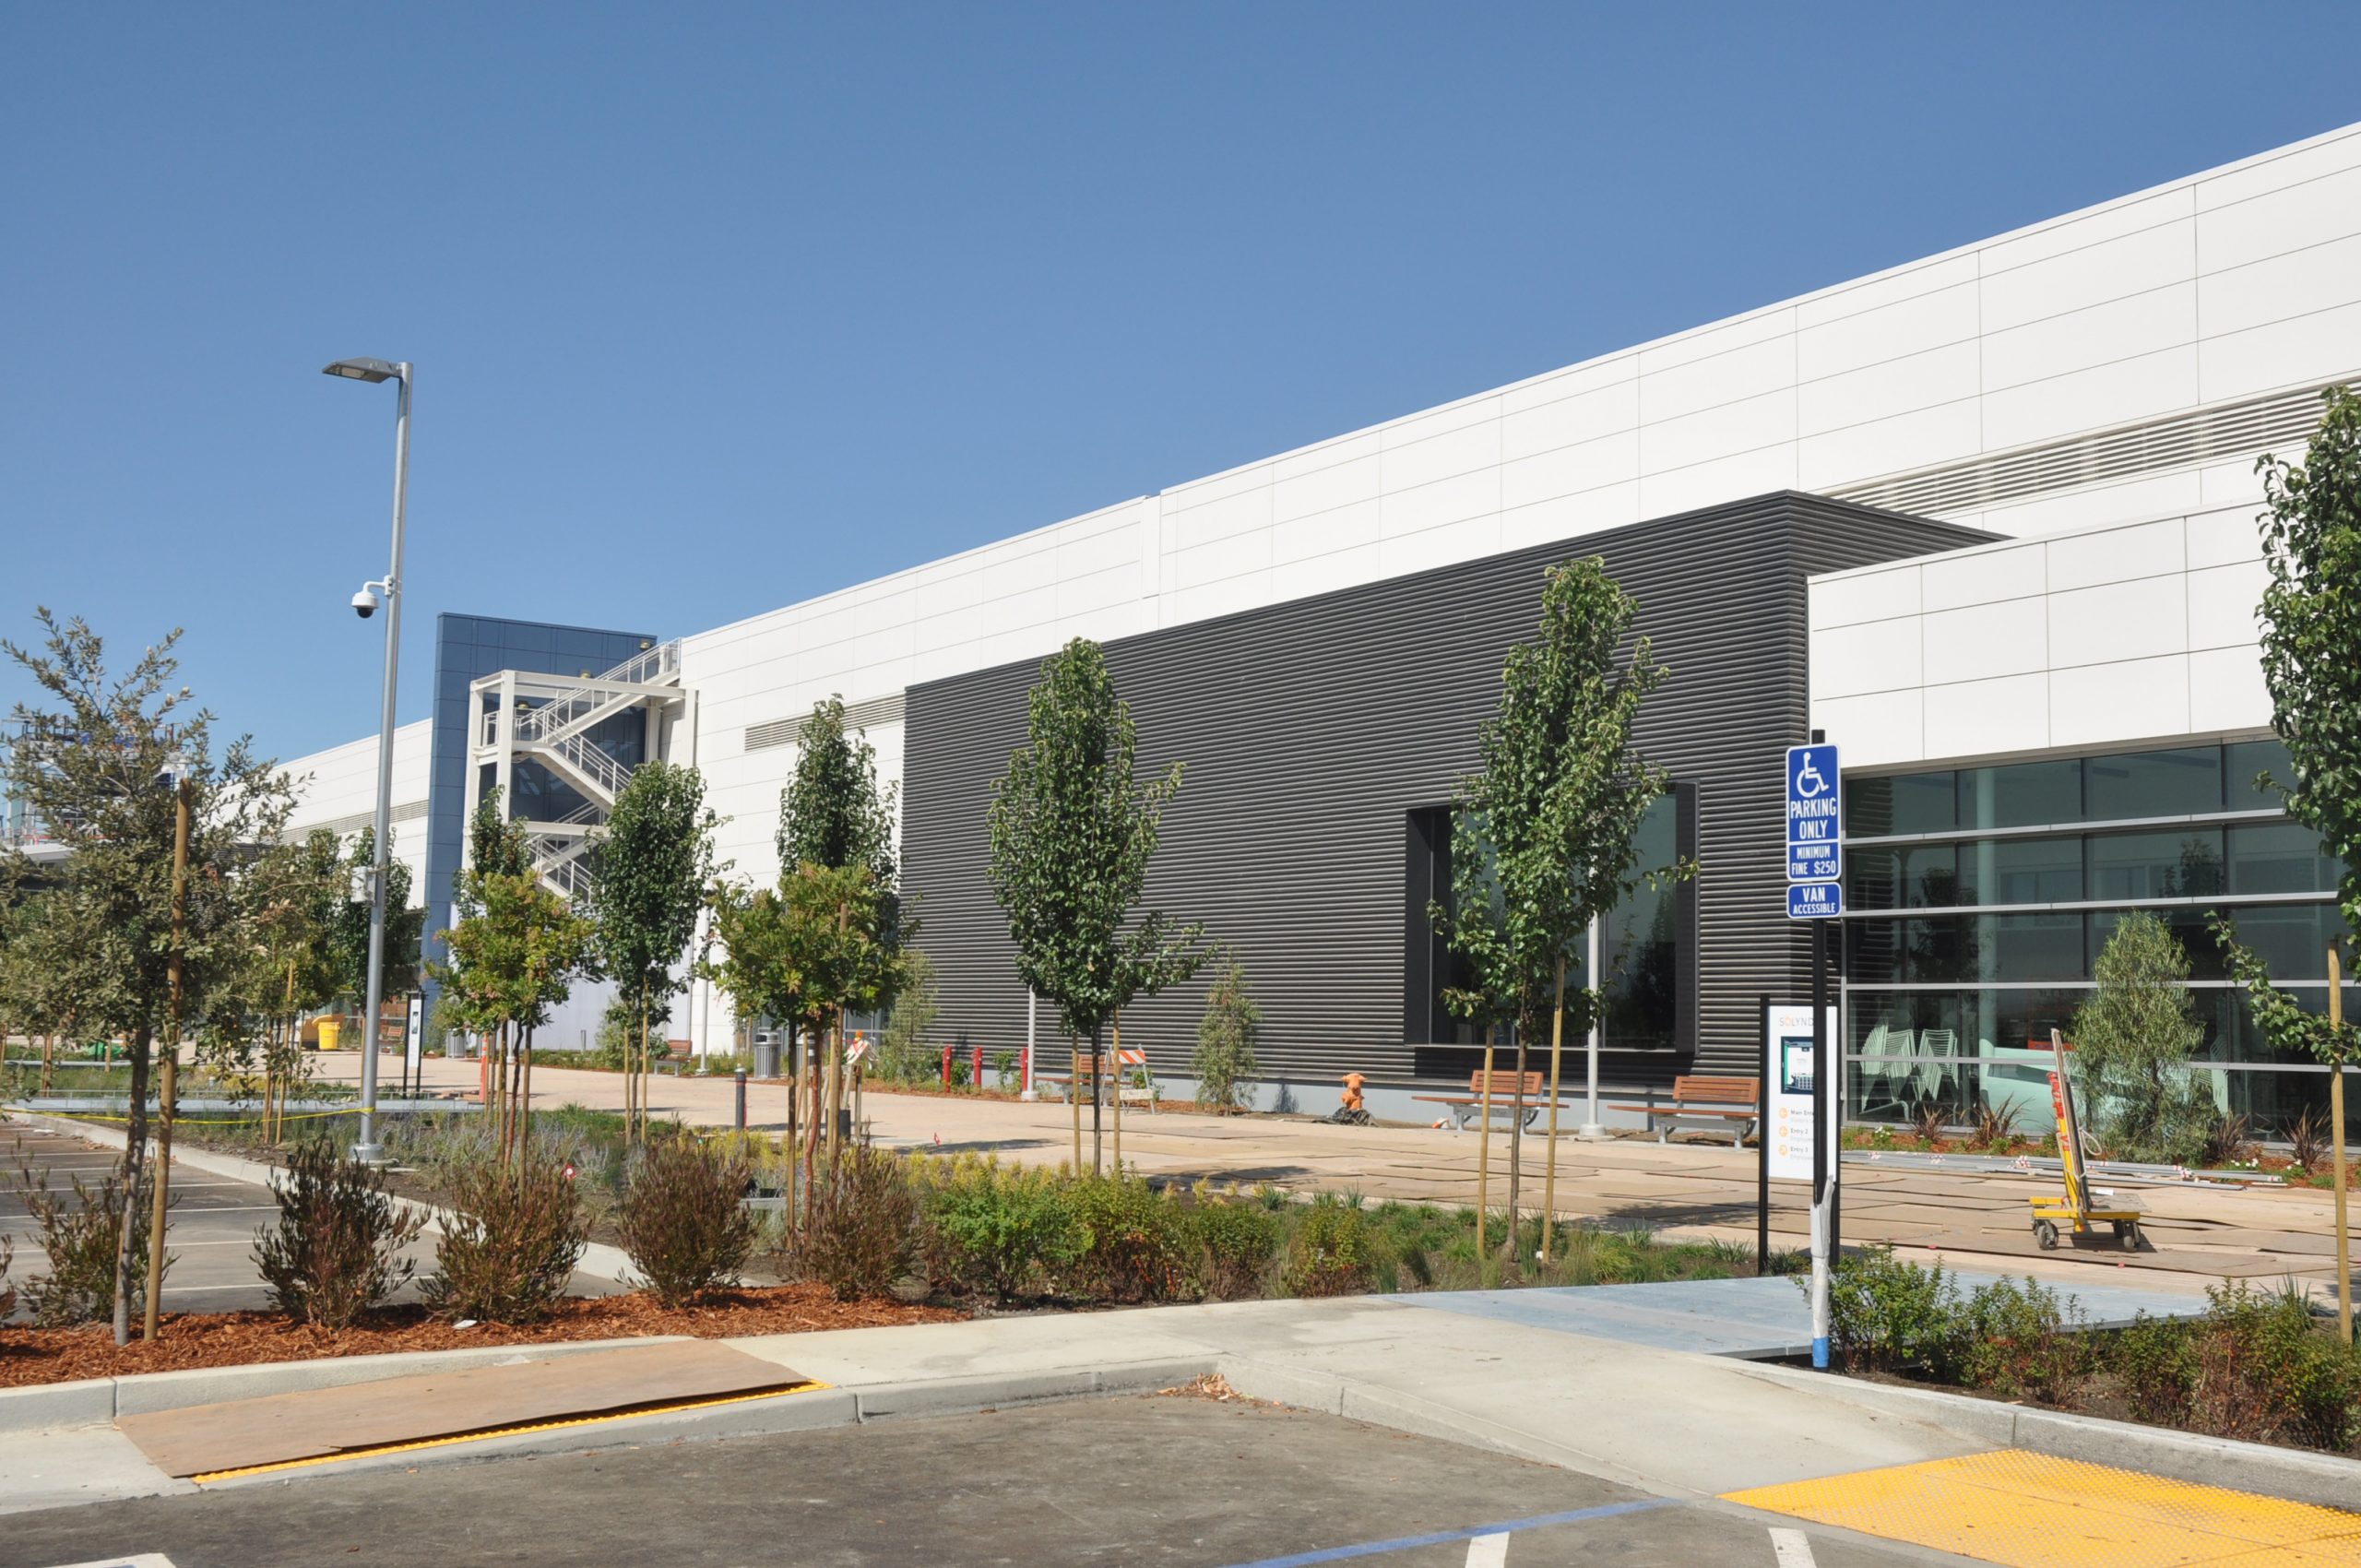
left=1216, top=1498, right=1676, bottom=1567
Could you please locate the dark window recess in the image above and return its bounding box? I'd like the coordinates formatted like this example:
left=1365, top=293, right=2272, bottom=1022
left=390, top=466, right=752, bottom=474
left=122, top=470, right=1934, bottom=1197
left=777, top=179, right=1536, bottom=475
left=1403, top=807, right=1456, bottom=1047
left=2085, top=746, right=2223, bottom=821
left=2087, top=829, right=2225, bottom=901
left=1845, top=770, right=1959, bottom=838
left=1961, top=837, right=2082, bottom=905
left=1959, top=758, right=2082, bottom=829
left=2226, top=738, right=2296, bottom=812
left=2227, top=822, right=2341, bottom=895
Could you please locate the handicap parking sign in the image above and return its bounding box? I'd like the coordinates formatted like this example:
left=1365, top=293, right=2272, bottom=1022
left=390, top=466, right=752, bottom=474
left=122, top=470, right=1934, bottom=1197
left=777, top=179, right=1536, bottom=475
left=1786, top=744, right=1840, bottom=846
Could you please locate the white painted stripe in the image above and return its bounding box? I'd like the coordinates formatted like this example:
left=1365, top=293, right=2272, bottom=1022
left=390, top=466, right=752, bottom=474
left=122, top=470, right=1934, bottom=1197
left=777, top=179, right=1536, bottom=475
left=1465, top=1533, right=1509, bottom=1568
left=1769, top=1526, right=1816, bottom=1567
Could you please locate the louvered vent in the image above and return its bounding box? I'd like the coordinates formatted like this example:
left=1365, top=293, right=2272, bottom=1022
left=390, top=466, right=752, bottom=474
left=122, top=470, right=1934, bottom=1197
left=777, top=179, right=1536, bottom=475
left=1830, top=379, right=2350, bottom=518
left=288, top=799, right=428, bottom=842
left=744, top=691, right=908, bottom=754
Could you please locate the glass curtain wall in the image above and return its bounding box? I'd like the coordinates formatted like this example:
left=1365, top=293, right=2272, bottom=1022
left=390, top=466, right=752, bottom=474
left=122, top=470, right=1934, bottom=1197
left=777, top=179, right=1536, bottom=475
left=1843, top=741, right=2357, bottom=1140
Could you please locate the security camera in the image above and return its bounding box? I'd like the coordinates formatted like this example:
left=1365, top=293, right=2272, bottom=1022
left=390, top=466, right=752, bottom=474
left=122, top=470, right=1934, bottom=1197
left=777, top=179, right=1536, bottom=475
left=352, top=586, right=380, bottom=620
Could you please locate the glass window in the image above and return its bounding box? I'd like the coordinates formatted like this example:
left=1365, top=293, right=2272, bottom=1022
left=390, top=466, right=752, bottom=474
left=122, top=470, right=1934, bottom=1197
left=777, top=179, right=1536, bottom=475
left=1847, top=843, right=1964, bottom=909
left=2090, top=908, right=2224, bottom=980
left=1846, top=920, right=1906, bottom=984
left=1960, top=837, right=2082, bottom=905
left=1601, top=795, right=1679, bottom=1052
left=2225, top=738, right=2294, bottom=812
left=1984, top=913, right=2086, bottom=982
left=2227, top=822, right=2340, bottom=895
left=2085, top=747, right=2223, bottom=822
left=2087, top=829, right=2225, bottom=900
left=1959, top=759, right=2081, bottom=829
left=1903, top=917, right=1972, bottom=983
left=1847, top=848, right=1901, bottom=911
left=2220, top=902, right=2350, bottom=980
left=1845, top=770, right=1958, bottom=837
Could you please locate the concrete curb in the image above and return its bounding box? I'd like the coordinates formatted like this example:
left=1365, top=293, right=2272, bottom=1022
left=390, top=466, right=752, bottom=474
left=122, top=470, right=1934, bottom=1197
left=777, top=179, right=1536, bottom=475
left=0, top=1336, right=693, bottom=1433
left=6, top=1110, right=638, bottom=1285
left=1740, top=1360, right=2361, bottom=1514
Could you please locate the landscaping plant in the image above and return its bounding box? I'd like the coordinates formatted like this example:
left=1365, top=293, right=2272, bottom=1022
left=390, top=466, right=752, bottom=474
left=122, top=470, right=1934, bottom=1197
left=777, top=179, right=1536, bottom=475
left=8, top=1157, right=167, bottom=1327
left=1284, top=1194, right=1380, bottom=1298
left=587, top=759, right=718, bottom=1144
left=253, top=1135, right=426, bottom=1329
left=1068, top=1168, right=1194, bottom=1303
left=2186, top=1282, right=2360, bottom=1452
left=1192, top=958, right=1261, bottom=1114
left=617, top=1134, right=759, bottom=1307
left=2071, top=911, right=2213, bottom=1166
left=422, top=1152, right=587, bottom=1324
left=921, top=1156, right=1086, bottom=1302
left=1959, top=1276, right=2086, bottom=1405
left=1188, top=1192, right=1281, bottom=1300
left=790, top=1143, right=919, bottom=1301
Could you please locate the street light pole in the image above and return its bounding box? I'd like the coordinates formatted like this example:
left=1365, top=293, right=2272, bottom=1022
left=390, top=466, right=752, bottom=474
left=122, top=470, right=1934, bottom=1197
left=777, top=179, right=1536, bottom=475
left=326, top=356, right=412, bottom=1163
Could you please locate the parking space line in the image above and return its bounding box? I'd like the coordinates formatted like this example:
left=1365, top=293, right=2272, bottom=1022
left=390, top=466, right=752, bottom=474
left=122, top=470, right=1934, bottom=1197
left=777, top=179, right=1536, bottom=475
left=1463, top=1533, right=1508, bottom=1567
left=1768, top=1526, right=1815, bottom=1566
left=1216, top=1498, right=1673, bottom=1567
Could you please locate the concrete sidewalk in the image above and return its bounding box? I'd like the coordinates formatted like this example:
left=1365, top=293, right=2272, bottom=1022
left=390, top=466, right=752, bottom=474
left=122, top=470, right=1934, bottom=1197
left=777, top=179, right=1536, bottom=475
left=321, top=1053, right=2356, bottom=1301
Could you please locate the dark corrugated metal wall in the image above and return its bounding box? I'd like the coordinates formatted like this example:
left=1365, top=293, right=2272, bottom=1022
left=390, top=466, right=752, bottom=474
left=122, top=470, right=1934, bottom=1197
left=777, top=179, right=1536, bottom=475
left=901, top=493, right=1987, bottom=1087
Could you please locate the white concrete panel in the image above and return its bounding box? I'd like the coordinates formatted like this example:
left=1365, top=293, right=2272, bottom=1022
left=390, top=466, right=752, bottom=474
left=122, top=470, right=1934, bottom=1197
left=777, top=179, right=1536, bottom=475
left=1270, top=429, right=1381, bottom=483
left=1636, top=444, right=1796, bottom=518
left=1501, top=380, right=1640, bottom=461
left=1053, top=520, right=1144, bottom=584
left=2197, top=299, right=2361, bottom=401
left=1168, top=526, right=1271, bottom=590
left=1810, top=562, right=1920, bottom=632
left=1924, top=672, right=2050, bottom=761
left=1495, top=481, right=1640, bottom=553
left=1976, top=469, right=2205, bottom=539
left=2199, top=233, right=2361, bottom=338
left=977, top=541, right=1060, bottom=602
left=1500, top=431, right=1640, bottom=510
left=1378, top=468, right=1499, bottom=538
left=1272, top=497, right=1381, bottom=566
left=1636, top=305, right=1794, bottom=374
left=2189, top=646, right=2273, bottom=732
left=1981, top=346, right=2199, bottom=450
left=1922, top=541, right=2043, bottom=612
left=2052, top=654, right=2196, bottom=746
left=1381, top=418, right=1501, bottom=493
left=1813, top=617, right=1919, bottom=698
left=912, top=600, right=983, bottom=657
left=1923, top=597, right=2048, bottom=686
left=1639, top=387, right=1796, bottom=474
left=1797, top=283, right=1980, bottom=381
left=1796, top=399, right=1981, bottom=492
left=2049, top=576, right=2189, bottom=668
left=2197, top=161, right=2361, bottom=274
left=1979, top=220, right=2194, bottom=333
left=1161, top=454, right=1274, bottom=510
left=1796, top=254, right=1978, bottom=329
left=1169, top=481, right=1275, bottom=553
left=2195, top=127, right=2361, bottom=211
left=1639, top=334, right=1795, bottom=423
left=1381, top=393, right=1502, bottom=449
left=1271, top=541, right=1386, bottom=606
left=2045, top=517, right=2186, bottom=592
left=1798, top=340, right=1979, bottom=435
left=1979, top=186, right=2194, bottom=276
left=1980, top=285, right=2195, bottom=392
left=1379, top=514, right=1501, bottom=580
left=1813, top=689, right=1926, bottom=768
left=1499, top=353, right=1635, bottom=414
left=2185, top=558, right=2269, bottom=649
left=2197, top=456, right=2273, bottom=510
left=2186, top=505, right=2267, bottom=571
left=1273, top=453, right=1380, bottom=523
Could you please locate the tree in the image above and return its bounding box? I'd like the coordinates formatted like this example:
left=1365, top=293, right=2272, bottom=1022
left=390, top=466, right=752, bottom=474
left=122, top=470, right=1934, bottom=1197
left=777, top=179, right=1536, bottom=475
left=327, top=826, right=421, bottom=1010
left=986, top=637, right=1210, bottom=1170
left=1433, top=558, right=1684, bottom=1259
left=2218, top=386, right=2361, bottom=1342
left=1192, top=958, right=1261, bottom=1113
left=2072, top=913, right=2213, bottom=1165
left=433, top=794, right=598, bottom=1164
left=3, top=612, right=295, bottom=1342
left=587, top=760, right=718, bottom=1141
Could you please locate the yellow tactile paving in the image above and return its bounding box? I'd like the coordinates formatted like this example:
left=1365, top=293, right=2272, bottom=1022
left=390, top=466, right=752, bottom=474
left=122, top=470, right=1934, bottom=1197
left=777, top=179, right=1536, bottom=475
left=1724, top=1449, right=2361, bottom=1567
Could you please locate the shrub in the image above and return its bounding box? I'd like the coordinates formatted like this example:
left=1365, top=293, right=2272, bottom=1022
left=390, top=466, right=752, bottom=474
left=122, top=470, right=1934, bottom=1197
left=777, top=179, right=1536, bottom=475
left=2284, top=1106, right=2330, bottom=1178
left=1959, top=1277, right=2086, bottom=1403
left=254, top=1136, right=426, bottom=1329
left=618, top=1136, right=758, bottom=1307
left=1192, top=960, right=1261, bottom=1113
left=923, top=1157, right=1085, bottom=1302
left=1190, top=1195, right=1280, bottom=1300
left=1821, top=1248, right=1967, bottom=1377
left=2111, top=1313, right=2199, bottom=1427
left=877, top=950, right=940, bottom=1081
left=2071, top=910, right=2214, bottom=1166
left=2186, top=1281, right=2361, bottom=1452
left=0, top=1233, right=14, bottom=1321
left=422, top=1154, right=587, bottom=1323
left=1284, top=1194, right=1379, bottom=1298
left=1069, top=1170, right=1194, bottom=1303
left=9, top=1157, right=166, bottom=1326
left=790, top=1145, right=918, bottom=1301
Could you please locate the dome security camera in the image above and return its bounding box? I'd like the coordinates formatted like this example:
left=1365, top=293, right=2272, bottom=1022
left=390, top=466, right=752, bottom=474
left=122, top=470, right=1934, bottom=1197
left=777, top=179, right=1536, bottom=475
left=352, top=586, right=381, bottom=620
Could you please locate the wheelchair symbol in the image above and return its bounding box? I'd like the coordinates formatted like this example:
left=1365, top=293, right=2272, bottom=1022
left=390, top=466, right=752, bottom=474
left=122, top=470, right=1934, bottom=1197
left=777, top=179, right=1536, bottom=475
left=1793, top=753, right=1831, bottom=798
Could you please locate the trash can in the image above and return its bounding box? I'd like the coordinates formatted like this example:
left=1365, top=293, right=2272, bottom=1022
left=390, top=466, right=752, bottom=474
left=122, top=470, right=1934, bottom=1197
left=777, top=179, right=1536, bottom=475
left=753, top=1037, right=781, bottom=1079
left=316, top=1016, right=341, bottom=1051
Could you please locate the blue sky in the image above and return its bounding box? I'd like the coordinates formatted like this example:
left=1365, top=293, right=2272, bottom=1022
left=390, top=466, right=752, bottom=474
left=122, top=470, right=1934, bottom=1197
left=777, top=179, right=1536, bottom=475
left=6, top=4, right=2360, bottom=761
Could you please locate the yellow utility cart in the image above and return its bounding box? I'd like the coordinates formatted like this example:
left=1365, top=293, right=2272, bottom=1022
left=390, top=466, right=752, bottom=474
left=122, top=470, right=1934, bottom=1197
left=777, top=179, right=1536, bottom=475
left=2030, top=1027, right=2144, bottom=1251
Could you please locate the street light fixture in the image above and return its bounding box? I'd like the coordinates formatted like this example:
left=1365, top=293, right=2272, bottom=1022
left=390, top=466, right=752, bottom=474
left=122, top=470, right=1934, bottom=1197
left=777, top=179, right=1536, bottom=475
left=323, top=355, right=413, bottom=1164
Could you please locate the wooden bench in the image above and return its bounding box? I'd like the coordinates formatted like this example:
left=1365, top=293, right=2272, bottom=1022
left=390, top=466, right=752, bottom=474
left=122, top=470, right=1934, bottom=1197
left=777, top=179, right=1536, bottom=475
left=1412, top=1070, right=1546, bottom=1131
left=651, top=1038, right=696, bottom=1076
left=1607, top=1075, right=1762, bottom=1146
left=1037, top=1049, right=1157, bottom=1111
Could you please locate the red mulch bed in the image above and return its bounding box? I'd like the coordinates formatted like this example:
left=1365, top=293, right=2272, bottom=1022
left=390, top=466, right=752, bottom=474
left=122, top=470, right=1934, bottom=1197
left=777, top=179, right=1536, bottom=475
left=0, top=1286, right=963, bottom=1390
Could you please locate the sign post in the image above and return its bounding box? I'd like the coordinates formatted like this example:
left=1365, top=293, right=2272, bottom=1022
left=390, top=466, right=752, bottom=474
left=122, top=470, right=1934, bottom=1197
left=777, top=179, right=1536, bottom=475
left=1785, top=740, right=1843, bottom=1369
left=403, top=994, right=424, bottom=1099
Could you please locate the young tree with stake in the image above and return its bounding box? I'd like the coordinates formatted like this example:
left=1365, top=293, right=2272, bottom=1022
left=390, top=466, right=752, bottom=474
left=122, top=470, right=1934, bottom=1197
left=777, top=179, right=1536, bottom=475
left=587, top=760, right=719, bottom=1141
left=986, top=638, right=1210, bottom=1172
left=1433, top=559, right=1685, bottom=1265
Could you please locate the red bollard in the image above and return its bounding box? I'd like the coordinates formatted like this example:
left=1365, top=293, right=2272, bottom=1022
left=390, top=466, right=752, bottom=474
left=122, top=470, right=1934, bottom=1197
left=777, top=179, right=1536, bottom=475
left=941, top=1044, right=953, bottom=1087
left=972, top=1045, right=984, bottom=1088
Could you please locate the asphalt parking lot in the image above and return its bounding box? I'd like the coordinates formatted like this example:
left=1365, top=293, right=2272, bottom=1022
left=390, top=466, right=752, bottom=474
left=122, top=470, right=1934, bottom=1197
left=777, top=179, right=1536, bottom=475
left=0, top=1393, right=1950, bottom=1568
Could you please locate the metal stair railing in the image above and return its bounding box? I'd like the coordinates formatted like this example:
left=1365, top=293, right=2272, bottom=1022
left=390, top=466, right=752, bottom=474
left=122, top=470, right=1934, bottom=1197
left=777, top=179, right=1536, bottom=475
left=514, top=640, right=681, bottom=743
